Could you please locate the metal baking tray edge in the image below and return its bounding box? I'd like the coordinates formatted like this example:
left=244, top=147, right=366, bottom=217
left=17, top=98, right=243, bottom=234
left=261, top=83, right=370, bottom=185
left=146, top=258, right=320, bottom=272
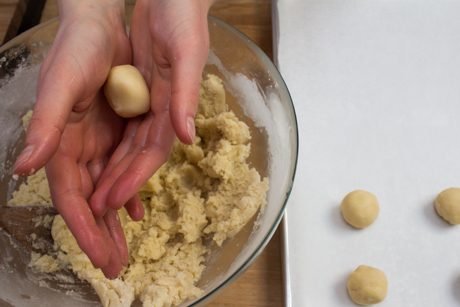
left=271, top=1, right=292, bottom=307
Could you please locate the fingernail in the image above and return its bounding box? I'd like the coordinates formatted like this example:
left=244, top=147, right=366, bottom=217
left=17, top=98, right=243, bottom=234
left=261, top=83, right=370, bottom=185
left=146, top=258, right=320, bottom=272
left=12, top=145, right=35, bottom=174
left=187, top=117, right=195, bottom=144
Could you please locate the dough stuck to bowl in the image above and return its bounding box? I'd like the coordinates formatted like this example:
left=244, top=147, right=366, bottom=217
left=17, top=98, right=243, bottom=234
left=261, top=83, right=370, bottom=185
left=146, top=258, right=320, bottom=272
left=104, top=65, right=150, bottom=118
left=347, top=265, right=388, bottom=306
left=435, top=187, right=460, bottom=224
left=341, top=190, right=379, bottom=229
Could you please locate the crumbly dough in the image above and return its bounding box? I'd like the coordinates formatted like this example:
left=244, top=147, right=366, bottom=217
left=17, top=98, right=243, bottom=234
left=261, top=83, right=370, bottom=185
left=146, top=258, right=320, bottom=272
left=8, top=168, right=51, bottom=207
left=22, top=110, right=33, bottom=130
left=435, top=187, right=460, bottom=224
left=104, top=65, right=151, bottom=118
left=341, top=190, right=379, bottom=228
left=347, top=265, right=388, bottom=306
left=8, top=74, right=269, bottom=307
left=29, top=252, right=60, bottom=273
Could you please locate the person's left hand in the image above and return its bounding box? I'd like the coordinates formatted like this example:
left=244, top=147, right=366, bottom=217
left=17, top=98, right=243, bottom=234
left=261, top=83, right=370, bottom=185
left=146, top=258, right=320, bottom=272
left=12, top=0, right=144, bottom=279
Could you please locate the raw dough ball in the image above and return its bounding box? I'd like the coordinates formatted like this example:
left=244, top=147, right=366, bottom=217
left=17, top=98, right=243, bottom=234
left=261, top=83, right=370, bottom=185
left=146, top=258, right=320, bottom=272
left=104, top=65, right=150, bottom=118
left=435, top=187, right=460, bottom=224
left=347, top=265, right=388, bottom=306
left=341, top=190, right=379, bottom=228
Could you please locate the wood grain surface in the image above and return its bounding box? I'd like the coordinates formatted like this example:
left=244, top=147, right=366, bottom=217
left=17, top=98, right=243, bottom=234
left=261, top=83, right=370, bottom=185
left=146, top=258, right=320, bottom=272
left=0, top=206, right=57, bottom=254
left=0, top=0, right=28, bottom=45
left=0, top=1, right=283, bottom=306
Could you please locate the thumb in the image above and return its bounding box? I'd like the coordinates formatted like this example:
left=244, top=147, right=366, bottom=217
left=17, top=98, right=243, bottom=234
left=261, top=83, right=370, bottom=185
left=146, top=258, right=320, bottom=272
left=168, top=44, right=209, bottom=145
left=12, top=54, right=85, bottom=176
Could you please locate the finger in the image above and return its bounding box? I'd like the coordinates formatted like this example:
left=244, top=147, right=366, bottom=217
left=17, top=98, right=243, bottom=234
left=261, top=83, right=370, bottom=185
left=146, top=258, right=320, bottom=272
left=96, top=116, right=146, bottom=189
left=168, top=32, right=210, bottom=145
left=86, top=158, right=106, bottom=187
left=46, top=154, right=109, bottom=269
left=124, top=194, right=144, bottom=222
left=89, top=114, right=154, bottom=218
left=105, top=71, right=175, bottom=210
left=12, top=42, right=96, bottom=177
left=12, top=85, right=73, bottom=176
left=91, top=149, right=144, bottom=222
left=106, top=106, right=175, bottom=210
left=103, top=209, right=129, bottom=268
left=79, top=164, right=94, bottom=201
left=92, top=65, right=175, bottom=217
left=96, top=215, right=124, bottom=279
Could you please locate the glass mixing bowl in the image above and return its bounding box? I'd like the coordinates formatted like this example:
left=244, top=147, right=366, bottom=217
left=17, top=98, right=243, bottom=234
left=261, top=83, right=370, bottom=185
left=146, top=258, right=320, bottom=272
left=0, top=14, right=298, bottom=307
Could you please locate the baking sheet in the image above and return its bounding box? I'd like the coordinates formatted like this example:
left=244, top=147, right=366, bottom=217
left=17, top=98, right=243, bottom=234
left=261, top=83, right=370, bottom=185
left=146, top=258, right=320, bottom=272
left=274, top=0, right=460, bottom=306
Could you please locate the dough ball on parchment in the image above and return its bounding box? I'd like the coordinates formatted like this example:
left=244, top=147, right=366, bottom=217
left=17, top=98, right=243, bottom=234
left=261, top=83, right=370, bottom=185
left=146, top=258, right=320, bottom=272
left=104, top=65, right=150, bottom=118
left=435, top=187, right=460, bottom=224
left=347, top=265, right=388, bottom=306
left=341, top=190, right=379, bottom=229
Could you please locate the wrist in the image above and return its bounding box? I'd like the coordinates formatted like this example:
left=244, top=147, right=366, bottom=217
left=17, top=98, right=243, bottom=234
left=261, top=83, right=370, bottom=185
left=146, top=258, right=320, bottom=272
left=57, top=0, right=125, bottom=25
left=204, top=0, right=215, bottom=10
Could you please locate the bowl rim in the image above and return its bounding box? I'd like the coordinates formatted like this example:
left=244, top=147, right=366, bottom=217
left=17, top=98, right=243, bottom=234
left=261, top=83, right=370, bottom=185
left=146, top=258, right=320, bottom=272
left=189, top=15, right=299, bottom=306
left=0, top=14, right=299, bottom=307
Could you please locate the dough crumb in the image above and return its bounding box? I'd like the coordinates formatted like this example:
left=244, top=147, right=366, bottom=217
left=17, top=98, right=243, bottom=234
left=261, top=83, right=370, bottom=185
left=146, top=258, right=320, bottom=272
left=435, top=187, right=460, bottom=224
left=22, top=110, right=33, bottom=130
left=32, top=214, right=55, bottom=228
left=341, top=190, right=379, bottom=229
left=29, top=252, right=61, bottom=273
left=7, top=168, right=51, bottom=207
left=347, top=265, right=388, bottom=305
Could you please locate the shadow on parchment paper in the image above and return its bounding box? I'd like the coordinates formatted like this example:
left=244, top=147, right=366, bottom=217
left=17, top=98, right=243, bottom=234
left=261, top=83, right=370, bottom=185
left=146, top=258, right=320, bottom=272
left=423, top=200, right=452, bottom=230
left=330, top=204, right=361, bottom=232
left=334, top=271, right=356, bottom=306
left=0, top=298, right=14, bottom=307
left=452, top=274, right=460, bottom=303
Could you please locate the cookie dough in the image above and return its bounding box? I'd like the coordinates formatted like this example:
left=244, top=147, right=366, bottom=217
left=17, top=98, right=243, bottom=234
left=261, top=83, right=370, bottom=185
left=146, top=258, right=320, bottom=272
left=9, top=74, right=269, bottom=307
left=347, top=265, right=388, bottom=306
left=435, top=187, right=460, bottom=224
left=104, top=65, right=150, bottom=118
left=8, top=167, right=51, bottom=207
left=341, top=190, right=379, bottom=228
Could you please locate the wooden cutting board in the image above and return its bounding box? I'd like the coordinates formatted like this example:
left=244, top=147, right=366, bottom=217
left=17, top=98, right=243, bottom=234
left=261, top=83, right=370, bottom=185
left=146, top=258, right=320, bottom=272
left=0, top=0, right=28, bottom=45
left=0, top=1, right=283, bottom=306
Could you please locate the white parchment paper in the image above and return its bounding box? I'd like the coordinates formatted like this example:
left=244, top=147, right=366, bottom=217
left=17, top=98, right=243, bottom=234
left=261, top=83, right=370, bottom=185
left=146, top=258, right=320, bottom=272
left=275, top=0, right=460, bottom=306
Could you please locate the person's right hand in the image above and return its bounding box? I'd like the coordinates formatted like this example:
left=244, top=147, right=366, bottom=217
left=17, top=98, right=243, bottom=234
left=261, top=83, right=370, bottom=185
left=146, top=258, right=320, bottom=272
left=88, top=0, right=213, bottom=223
left=12, top=0, right=142, bottom=279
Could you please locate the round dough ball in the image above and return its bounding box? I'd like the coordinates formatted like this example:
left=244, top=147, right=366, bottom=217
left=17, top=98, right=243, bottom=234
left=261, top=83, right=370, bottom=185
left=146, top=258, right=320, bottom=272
left=341, top=190, right=379, bottom=228
left=435, top=187, right=460, bottom=224
left=104, top=65, right=150, bottom=118
left=347, top=265, right=388, bottom=306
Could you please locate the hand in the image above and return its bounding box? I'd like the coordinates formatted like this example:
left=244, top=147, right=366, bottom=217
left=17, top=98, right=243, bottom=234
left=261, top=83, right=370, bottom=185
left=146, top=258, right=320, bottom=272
left=89, top=0, right=213, bottom=217
left=12, top=0, right=141, bottom=279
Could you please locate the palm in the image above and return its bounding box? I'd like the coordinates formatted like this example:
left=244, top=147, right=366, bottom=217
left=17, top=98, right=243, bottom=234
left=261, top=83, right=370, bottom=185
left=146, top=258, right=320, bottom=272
left=46, top=91, right=129, bottom=277
left=15, top=9, right=135, bottom=278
